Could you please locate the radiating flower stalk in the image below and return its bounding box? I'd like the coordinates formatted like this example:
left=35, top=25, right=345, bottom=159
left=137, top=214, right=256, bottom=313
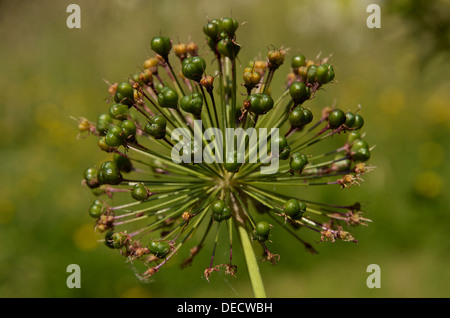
left=77, top=17, right=375, bottom=298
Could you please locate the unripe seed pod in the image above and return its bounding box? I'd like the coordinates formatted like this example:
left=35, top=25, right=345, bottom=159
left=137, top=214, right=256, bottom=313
left=221, top=17, right=239, bottom=36
left=145, top=114, right=167, bottom=139
left=84, top=167, right=100, bottom=189
left=131, top=183, right=150, bottom=201
left=248, top=93, right=274, bottom=115
left=182, top=56, right=206, bottom=82
left=149, top=240, right=171, bottom=258
left=114, top=82, right=134, bottom=106
left=290, top=152, right=308, bottom=174
left=180, top=93, right=203, bottom=117
left=157, top=87, right=178, bottom=109
left=289, top=82, right=311, bottom=105
left=291, top=54, right=307, bottom=69
left=89, top=199, right=104, bottom=218
left=328, top=109, right=346, bottom=128
left=150, top=36, right=172, bottom=60
left=254, top=221, right=271, bottom=242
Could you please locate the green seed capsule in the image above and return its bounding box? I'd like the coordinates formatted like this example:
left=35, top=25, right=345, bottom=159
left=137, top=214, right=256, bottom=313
left=114, top=82, right=134, bottom=106
left=289, top=106, right=307, bottom=128
left=254, top=221, right=271, bottom=242
left=352, top=147, right=371, bottom=162
left=84, top=167, right=100, bottom=189
left=284, top=199, right=305, bottom=220
left=98, top=161, right=122, bottom=185
left=290, top=152, right=308, bottom=174
left=203, top=22, right=221, bottom=40
left=89, top=199, right=104, bottom=218
left=344, top=112, right=356, bottom=127
left=284, top=199, right=301, bottom=219
left=221, top=17, right=239, bottom=36
left=211, top=199, right=226, bottom=215
left=105, top=131, right=124, bottom=148
left=212, top=205, right=232, bottom=222
left=145, top=115, right=167, bottom=139
left=328, top=109, right=346, bottom=129
left=248, top=93, right=274, bottom=115
left=182, top=56, right=206, bottom=82
left=352, top=114, right=364, bottom=130
left=289, top=82, right=310, bottom=105
left=97, top=136, right=112, bottom=152
left=96, top=113, right=113, bottom=135
left=217, top=38, right=241, bottom=59
left=291, top=54, right=306, bottom=68
left=112, top=232, right=128, bottom=248
left=352, top=139, right=369, bottom=150
left=120, top=120, right=136, bottom=140
left=347, top=131, right=361, bottom=145
left=306, top=65, right=317, bottom=83
left=315, top=63, right=334, bottom=84
left=131, top=183, right=150, bottom=201
left=326, top=64, right=335, bottom=82
left=180, top=93, right=203, bottom=117
left=109, top=103, right=129, bottom=120
left=149, top=240, right=171, bottom=258
left=302, top=108, right=313, bottom=125
left=272, top=135, right=290, bottom=160
left=150, top=36, right=172, bottom=60
left=157, top=87, right=178, bottom=109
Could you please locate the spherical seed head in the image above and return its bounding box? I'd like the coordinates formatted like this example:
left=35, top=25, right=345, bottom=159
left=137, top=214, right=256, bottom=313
left=80, top=17, right=374, bottom=285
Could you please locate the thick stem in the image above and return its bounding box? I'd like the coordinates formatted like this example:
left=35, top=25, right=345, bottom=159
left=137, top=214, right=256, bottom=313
left=237, top=223, right=266, bottom=298
left=230, top=192, right=266, bottom=298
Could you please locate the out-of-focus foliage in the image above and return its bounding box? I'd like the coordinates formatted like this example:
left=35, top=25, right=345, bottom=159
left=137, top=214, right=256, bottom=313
left=0, top=0, right=448, bottom=298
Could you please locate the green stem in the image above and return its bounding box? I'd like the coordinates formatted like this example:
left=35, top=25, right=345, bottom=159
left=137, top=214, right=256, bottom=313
left=230, top=192, right=266, bottom=298
left=237, top=222, right=266, bottom=298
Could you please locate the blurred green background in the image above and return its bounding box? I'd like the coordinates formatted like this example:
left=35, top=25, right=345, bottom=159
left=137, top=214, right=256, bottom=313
left=0, top=0, right=449, bottom=298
